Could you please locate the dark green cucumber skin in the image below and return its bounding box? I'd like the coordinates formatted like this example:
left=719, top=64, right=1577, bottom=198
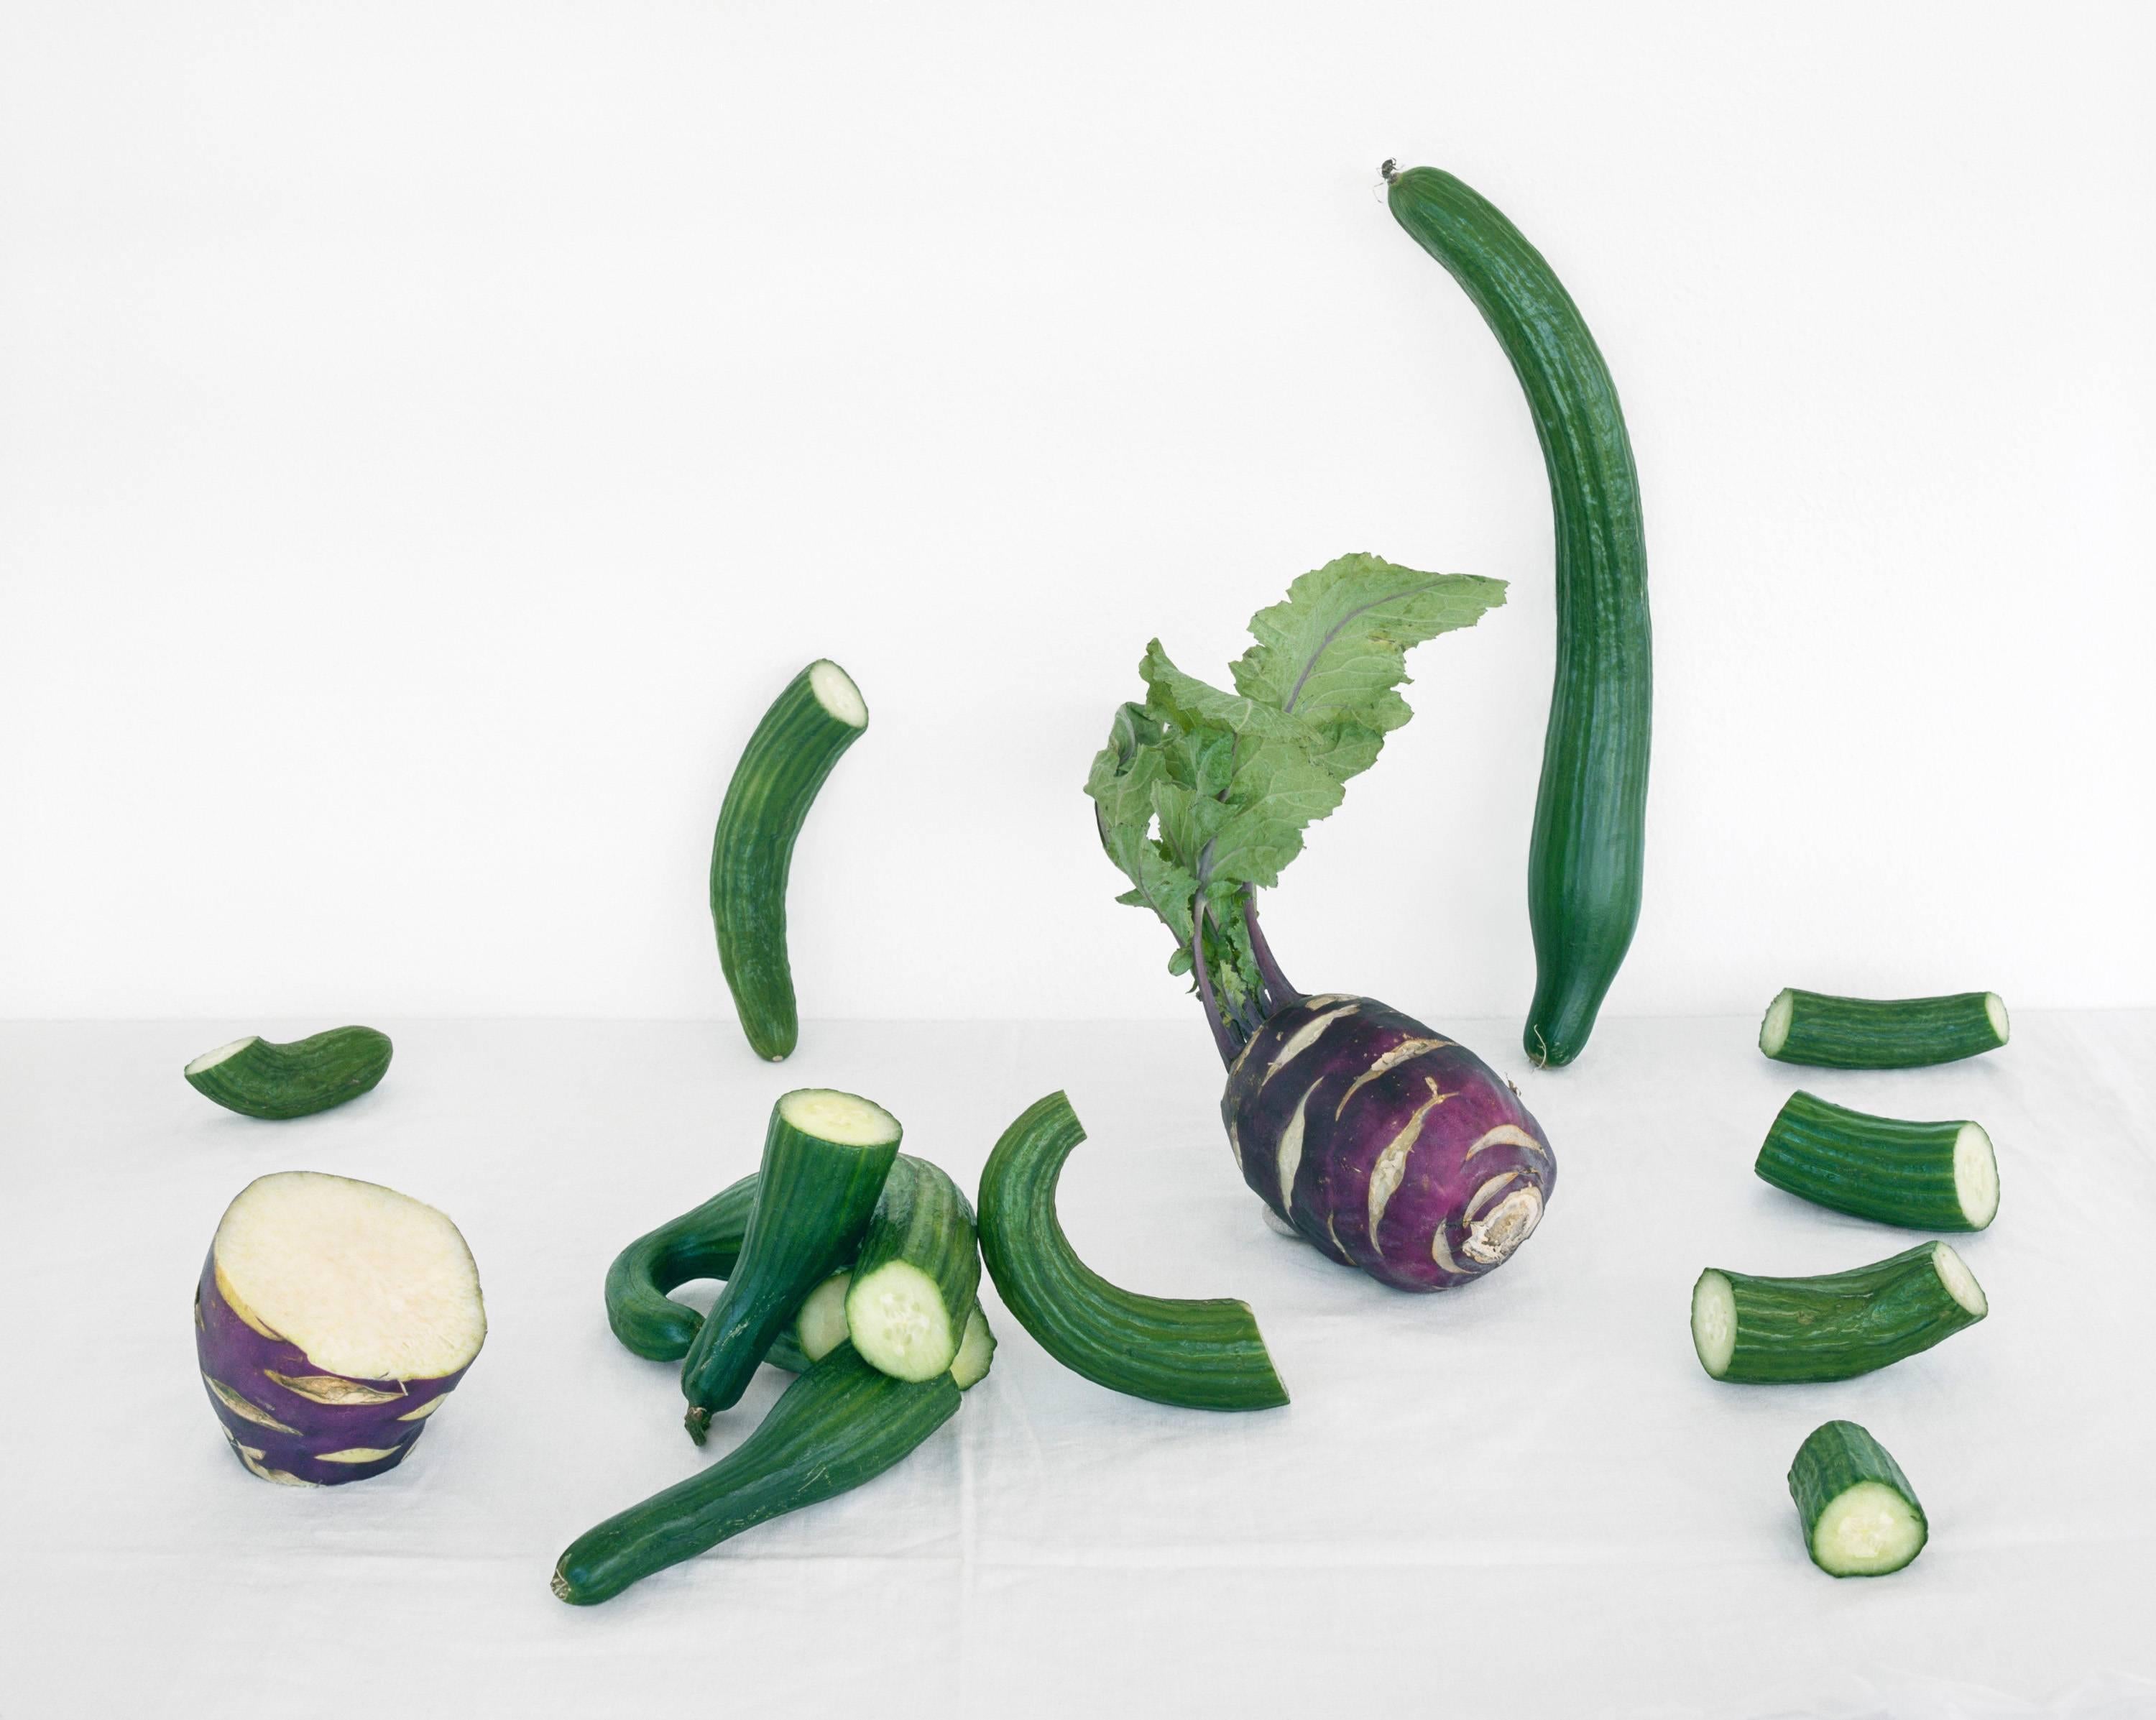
left=1386, top=165, right=1649, bottom=1070
left=1700, top=1245, right=1984, bottom=1384
left=710, top=665, right=866, bottom=1062
left=848, top=1155, right=982, bottom=1349
left=680, top=1108, right=898, bottom=1435
left=554, top=1343, right=957, bottom=1606
left=184, top=1026, right=393, bottom=1120
left=603, top=1174, right=808, bottom=1372
left=1756, top=1091, right=1989, bottom=1231
left=977, top=1093, right=1288, bottom=1412
left=1765, top=990, right=2006, bottom=1070
left=1787, top=1420, right=1927, bottom=1576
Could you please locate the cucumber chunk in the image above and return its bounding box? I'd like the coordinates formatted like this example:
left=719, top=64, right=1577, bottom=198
left=1756, top=1091, right=2000, bottom=1231
left=1691, top=1241, right=1986, bottom=1384
left=184, top=1026, right=392, bottom=1120
left=1788, top=1420, right=1927, bottom=1577
left=1759, top=988, right=2008, bottom=1068
left=844, top=1157, right=981, bottom=1383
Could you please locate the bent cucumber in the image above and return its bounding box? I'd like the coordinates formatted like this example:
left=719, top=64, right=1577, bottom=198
left=1759, top=988, right=2009, bottom=1069
left=184, top=1027, right=393, bottom=1120
left=1756, top=1091, right=1999, bottom=1231
left=844, top=1156, right=981, bottom=1382
left=1691, top=1241, right=1986, bottom=1384
left=603, top=1175, right=808, bottom=1371
left=1788, top=1420, right=1927, bottom=1577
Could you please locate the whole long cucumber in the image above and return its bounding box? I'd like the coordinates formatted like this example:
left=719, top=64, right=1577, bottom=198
left=1756, top=1091, right=1999, bottom=1231
left=1385, top=164, right=1650, bottom=1069
left=1690, top=1241, right=1986, bottom=1384
left=1759, top=988, right=2009, bottom=1069
left=1787, top=1420, right=1927, bottom=1578
left=977, top=1092, right=1287, bottom=1412
left=603, top=1175, right=808, bottom=1372
left=184, top=1027, right=393, bottom=1119
left=553, top=1343, right=959, bottom=1606
left=710, top=661, right=869, bottom=1062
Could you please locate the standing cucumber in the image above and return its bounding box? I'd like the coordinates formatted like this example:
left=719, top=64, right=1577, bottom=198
left=1787, top=1420, right=1928, bottom=1577
left=1690, top=1241, right=1986, bottom=1384
left=844, top=1156, right=982, bottom=1382
left=1756, top=1091, right=1999, bottom=1231
left=680, top=1089, right=900, bottom=1441
left=1760, top=988, right=2009, bottom=1069
left=1384, top=162, right=1651, bottom=1070
left=183, top=1026, right=392, bottom=1120
left=711, top=661, right=868, bottom=1061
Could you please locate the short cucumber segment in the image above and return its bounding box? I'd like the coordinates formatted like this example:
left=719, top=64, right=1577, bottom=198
left=183, top=1026, right=393, bottom=1120
left=1759, top=988, right=2009, bottom=1068
left=1756, top=1091, right=1999, bottom=1231
left=977, top=1092, right=1288, bottom=1412
left=844, top=1156, right=982, bottom=1383
left=1692, top=1241, right=1986, bottom=1383
left=710, top=661, right=869, bottom=1062
left=1787, top=1420, right=1928, bottom=1577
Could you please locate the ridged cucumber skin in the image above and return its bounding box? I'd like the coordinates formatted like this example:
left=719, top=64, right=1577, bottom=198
left=680, top=1103, right=898, bottom=1437
left=977, top=1093, right=1289, bottom=1412
left=1692, top=1243, right=1986, bottom=1384
left=1756, top=1092, right=1996, bottom=1231
left=183, top=1027, right=393, bottom=1120
left=710, top=663, right=867, bottom=1062
left=553, top=1343, right=958, bottom=1606
left=844, top=1156, right=982, bottom=1382
left=1760, top=988, right=2008, bottom=1069
left=1788, top=1420, right=1927, bottom=1577
left=1385, top=165, right=1650, bottom=1070
left=603, top=1174, right=808, bottom=1371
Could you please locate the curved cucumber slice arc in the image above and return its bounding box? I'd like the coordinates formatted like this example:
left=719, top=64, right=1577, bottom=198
left=183, top=1027, right=393, bottom=1120
left=1756, top=1091, right=1999, bottom=1231
left=977, top=1092, right=1288, bottom=1412
left=553, top=1342, right=959, bottom=1606
left=1759, top=988, right=2009, bottom=1069
left=710, top=661, right=869, bottom=1062
left=844, top=1156, right=982, bottom=1383
left=1690, top=1241, right=1986, bottom=1384
left=1788, top=1420, right=1927, bottom=1577
left=949, top=1303, right=995, bottom=1391
left=680, top=1089, right=900, bottom=1441
left=1384, top=164, right=1649, bottom=1070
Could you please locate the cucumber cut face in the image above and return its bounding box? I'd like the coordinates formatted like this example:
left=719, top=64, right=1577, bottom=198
left=1984, top=992, right=2011, bottom=1044
left=1930, top=1241, right=1987, bottom=1318
left=949, top=1304, right=995, bottom=1390
left=1812, top=1481, right=1927, bottom=1576
left=778, top=1088, right=900, bottom=1147
left=1759, top=990, right=1796, bottom=1059
left=1953, top=1124, right=2001, bottom=1228
left=807, top=660, right=868, bottom=727
left=846, top=1261, right=959, bottom=1382
left=187, top=1036, right=258, bottom=1076
left=1690, top=1271, right=1737, bottom=1376
left=795, top=1271, right=852, bottom=1363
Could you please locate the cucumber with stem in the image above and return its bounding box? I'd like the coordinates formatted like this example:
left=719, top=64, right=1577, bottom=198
left=711, top=661, right=869, bottom=1062
left=603, top=1175, right=807, bottom=1371
left=1788, top=1420, right=1927, bottom=1577
left=1690, top=1241, right=1986, bottom=1384
left=844, top=1156, right=981, bottom=1382
left=184, top=1026, right=392, bottom=1120
left=1756, top=1091, right=1999, bottom=1231
left=1759, top=988, right=2009, bottom=1069
left=681, top=1089, right=900, bottom=1441
left=1384, top=162, right=1651, bottom=1070
left=977, top=1092, right=1288, bottom=1412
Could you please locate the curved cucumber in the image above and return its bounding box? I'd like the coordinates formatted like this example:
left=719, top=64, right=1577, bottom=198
left=844, top=1156, right=981, bottom=1382
left=977, top=1092, right=1288, bottom=1412
left=183, top=1027, right=392, bottom=1120
left=1384, top=164, right=1650, bottom=1070
left=1788, top=1420, right=1927, bottom=1577
left=1690, top=1241, right=1986, bottom=1384
left=603, top=1174, right=808, bottom=1371
left=1756, top=1092, right=1999, bottom=1231
left=681, top=1090, right=900, bottom=1440
left=1760, top=988, right=2009, bottom=1069
left=553, top=1342, right=959, bottom=1606
left=711, top=661, right=869, bottom=1062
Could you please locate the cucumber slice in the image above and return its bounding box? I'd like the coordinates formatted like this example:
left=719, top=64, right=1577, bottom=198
left=949, top=1303, right=995, bottom=1390
left=1691, top=1241, right=1986, bottom=1384
left=844, top=1157, right=982, bottom=1383
left=1756, top=1091, right=1999, bottom=1231
left=1759, top=988, right=2008, bottom=1068
left=1788, top=1420, right=1927, bottom=1577
left=794, top=1271, right=852, bottom=1363
left=184, top=1026, right=392, bottom=1120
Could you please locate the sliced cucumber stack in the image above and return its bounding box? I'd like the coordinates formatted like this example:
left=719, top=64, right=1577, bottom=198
left=184, top=1026, right=393, bottom=1120
left=1756, top=1091, right=1999, bottom=1231
left=1690, top=1241, right=1986, bottom=1384
left=1759, top=988, right=2009, bottom=1068
left=1788, top=1420, right=1928, bottom=1577
left=844, top=1156, right=981, bottom=1383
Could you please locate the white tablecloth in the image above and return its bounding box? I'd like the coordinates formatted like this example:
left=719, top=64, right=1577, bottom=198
left=4, top=1013, right=2152, bottom=1718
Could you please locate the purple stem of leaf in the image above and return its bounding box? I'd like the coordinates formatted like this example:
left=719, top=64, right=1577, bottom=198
left=1243, top=895, right=1302, bottom=1018
left=1190, top=911, right=1244, bottom=1068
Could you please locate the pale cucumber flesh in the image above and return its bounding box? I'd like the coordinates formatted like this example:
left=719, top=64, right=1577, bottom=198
left=795, top=1271, right=852, bottom=1363
left=845, top=1261, right=959, bottom=1382
left=1812, top=1481, right=1926, bottom=1576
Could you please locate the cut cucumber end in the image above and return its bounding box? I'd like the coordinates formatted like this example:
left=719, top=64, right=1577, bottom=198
left=844, top=1261, right=958, bottom=1381
left=1759, top=990, right=1795, bottom=1059
left=808, top=660, right=867, bottom=728
left=186, top=1036, right=260, bottom=1077
left=778, top=1087, right=901, bottom=1148
left=1811, top=1481, right=1927, bottom=1576
left=949, top=1304, right=995, bottom=1390
left=1691, top=1271, right=1736, bottom=1377
left=1929, top=1242, right=1986, bottom=1317
left=1984, top=993, right=2011, bottom=1046
left=795, top=1271, right=852, bottom=1363
left=1953, top=1123, right=2001, bottom=1228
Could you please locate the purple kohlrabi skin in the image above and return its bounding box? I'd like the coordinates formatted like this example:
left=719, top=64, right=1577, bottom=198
left=193, top=1252, right=471, bottom=1486
left=1221, top=994, right=1555, bottom=1292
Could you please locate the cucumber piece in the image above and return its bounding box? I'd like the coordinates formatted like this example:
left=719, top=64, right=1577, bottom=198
left=977, top=1092, right=1288, bottom=1412
left=183, top=1026, right=392, bottom=1120
left=1384, top=164, right=1649, bottom=1070
left=710, top=661, right=869, bottom=1062
left=844, top=1156, right=982, bottom=1383
left=794, top=1271, right=852, bottom=1364
left=1756, top=1091, right=1999, bottom=1231
left=1759, top=988, right=2009, bottom=1068
left=554, top=1342, right=959, bottom=1605
left=602, top=1174, right=810, bottom=1371
left=949, top=1303, right=996, bottom=1390
left=1787, top=1420, right=1927, bottom=1577
left=1690, top=1241, right=1986, bottom=1384
left=681, top=1089, right=900, bottom=1441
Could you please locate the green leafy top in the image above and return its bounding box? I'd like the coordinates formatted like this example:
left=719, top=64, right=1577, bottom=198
left=1084, top=553, right=1506, bottom=1021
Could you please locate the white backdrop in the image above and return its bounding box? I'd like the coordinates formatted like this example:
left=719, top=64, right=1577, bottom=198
left=4, top=1, right=2151, bottom=1026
